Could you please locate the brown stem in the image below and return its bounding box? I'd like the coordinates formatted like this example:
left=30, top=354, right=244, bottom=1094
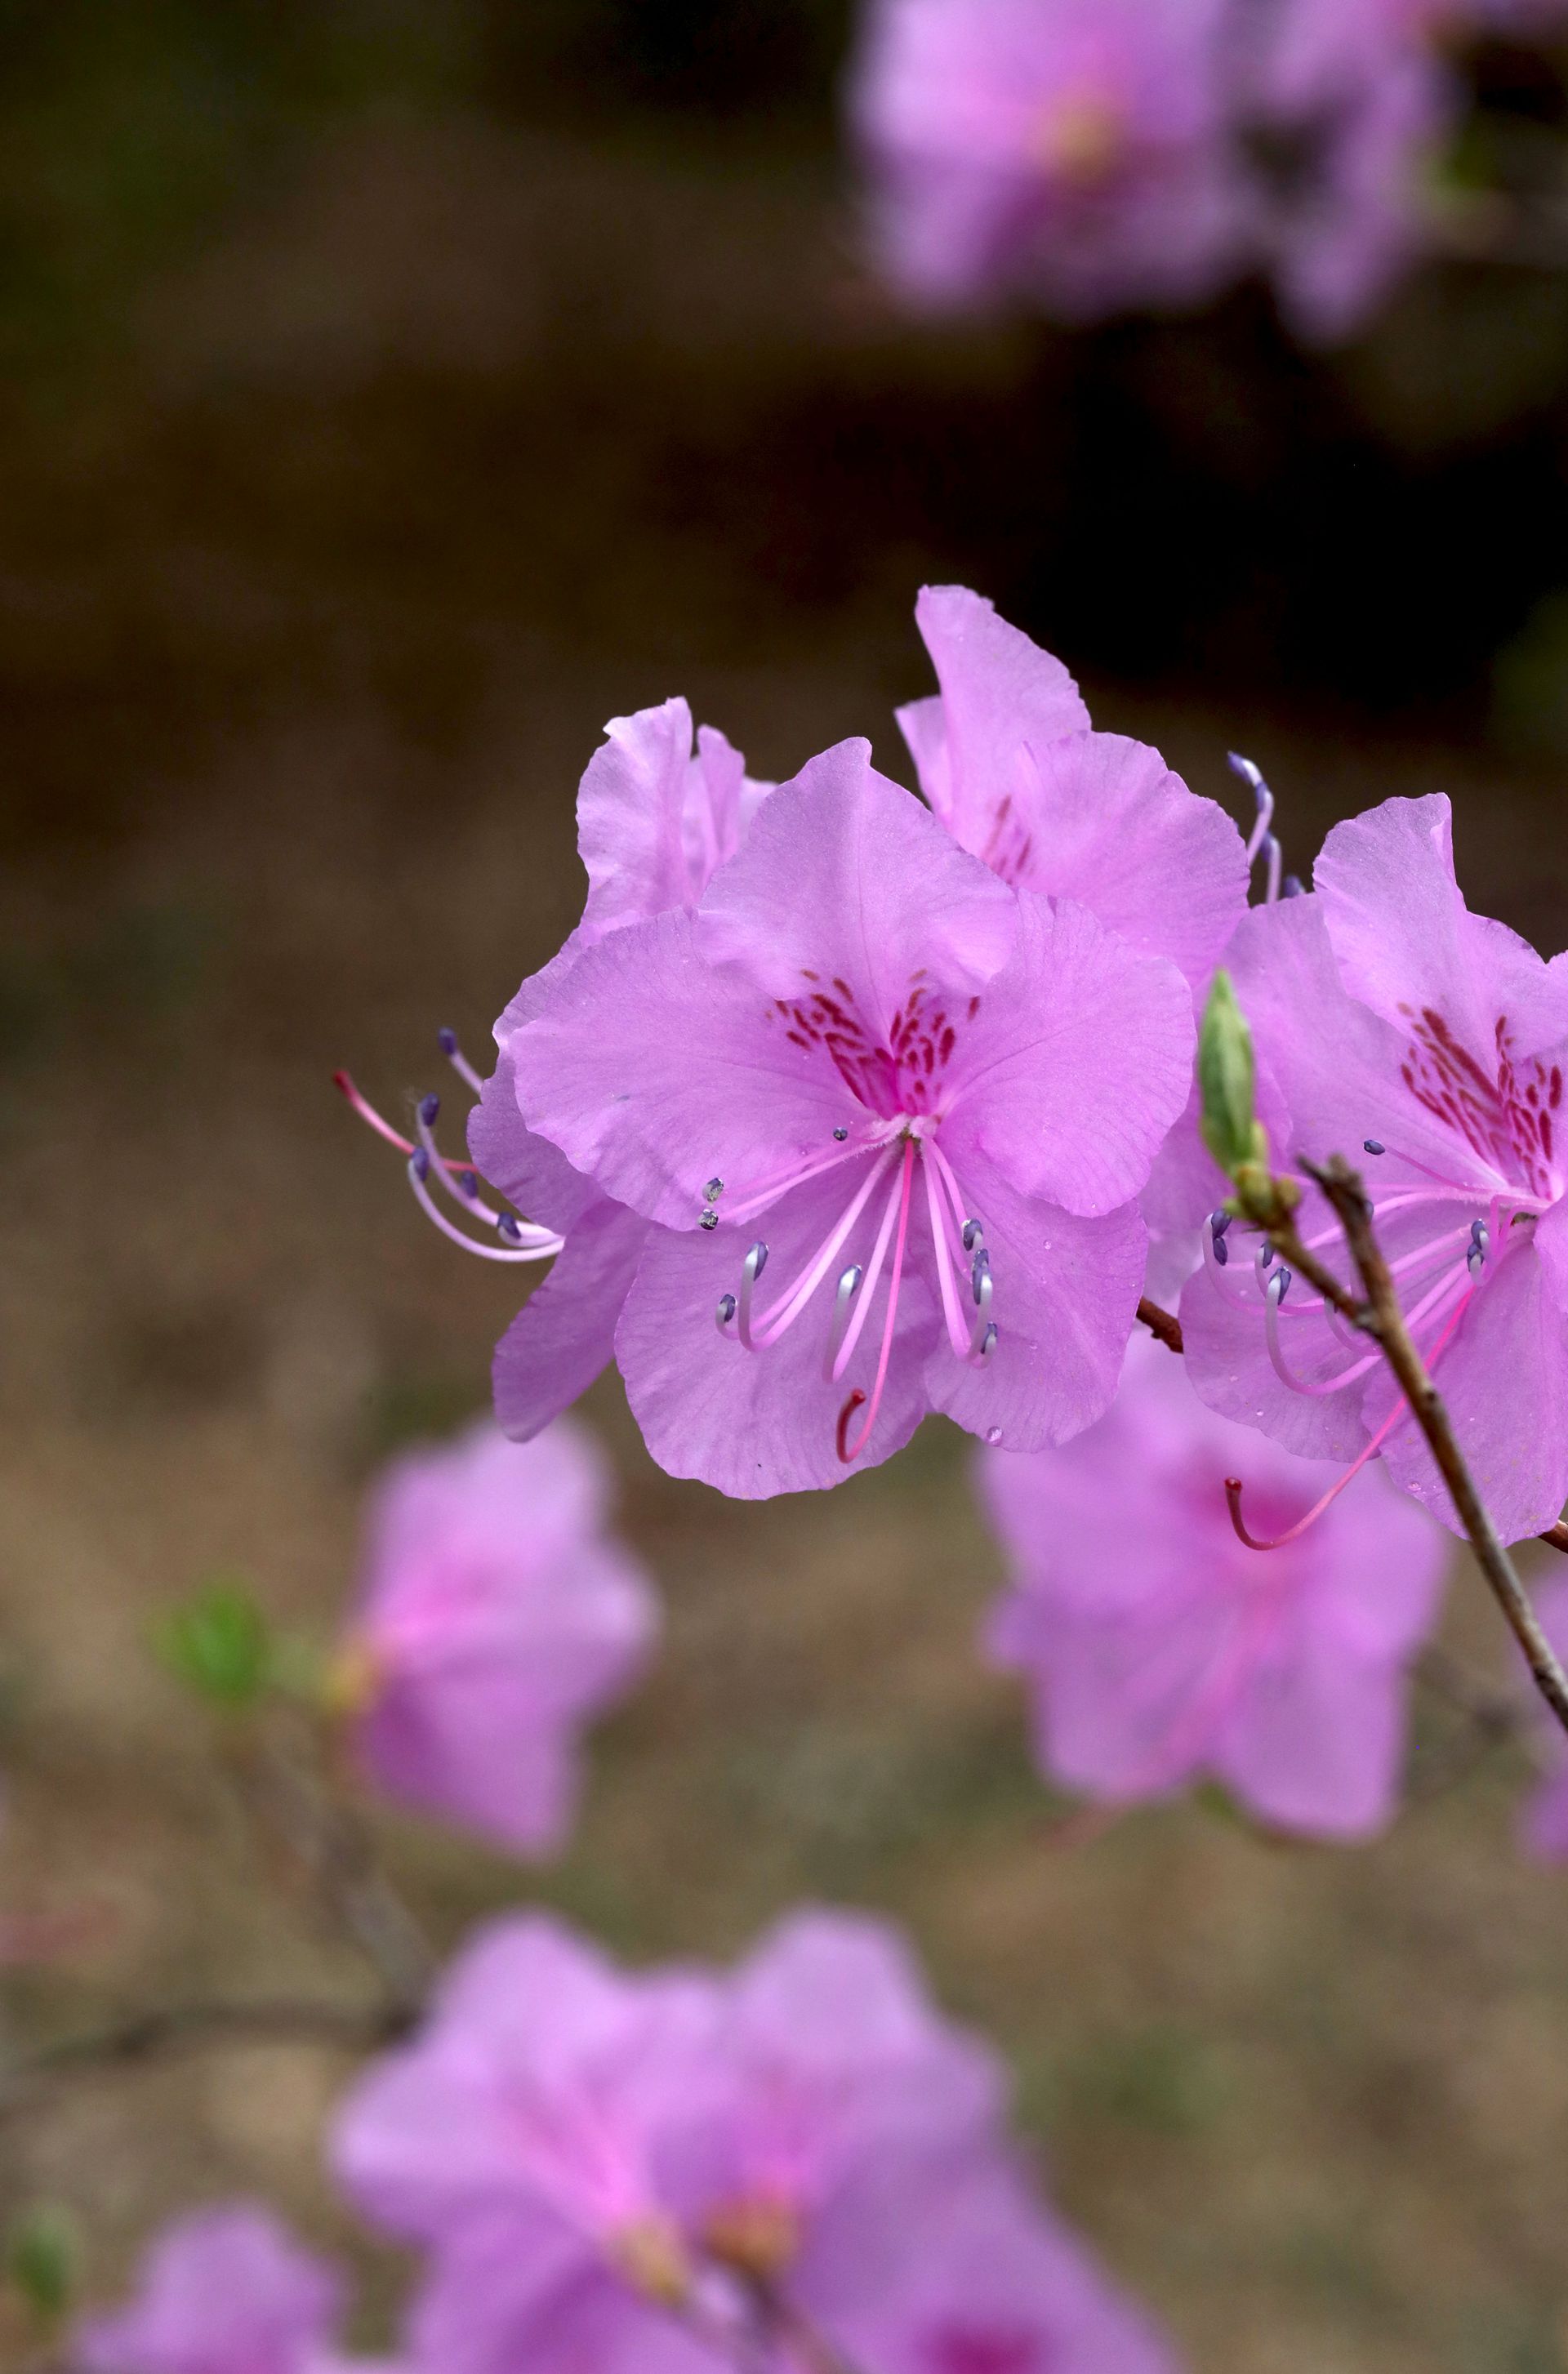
left=229, top=1714, right=435, bottom=2022
left=0, top=1996, right=406, bottom=2118
left=1301, top=1155, right=1568, bottom=1738
left=1540, top=1522, right=1568, bottom=1557
left=1136, top=1297, right=1184, bottom=1356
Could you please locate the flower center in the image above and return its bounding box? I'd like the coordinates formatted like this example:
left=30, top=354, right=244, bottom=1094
left=1398, top=1007, right=1564, bottom=1205
left=771, top=968, right=974, bottom=1119
left=711, top=966, right=1000, bottom=1463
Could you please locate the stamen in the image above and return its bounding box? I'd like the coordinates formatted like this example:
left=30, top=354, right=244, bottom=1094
left=1230, top=751, right=1274, bottom=859
left=412, top=1093, right=514, bottom=1232
left=923, top=1147, right=977, bottom=1361
left=715, top=1292, right=737, bottom=1334
left=962, top=1218, right=985, bottom=1252
left=837, top=1141, right=917, bottom=1464
left=737, top=1146, right=899, bottom=1352
left=1205, top=1218, right=1232, bottom=1276
left=1283, top=874, right=1304, bottom=898
left=1263, top=832, right=1282, bottom=906
left=968, top=1263, right=995, bottom=1361
left=1209, top=1209, right=1232, bottom=1237
left=437, top=1028, right=487, bottom=1097
left=824, top=1265, right=863, bottom=1379
left=1364, top=1139, right=1385, bottom=1156
left=735, top=1241, right=769, bottom=1349
left=1230, top=1278, right=1477, bottom=1548
left=405, top=1151, right=562, bottom=1263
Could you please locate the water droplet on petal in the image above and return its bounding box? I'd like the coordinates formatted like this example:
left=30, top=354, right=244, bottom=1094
left=705, top=1178, right=724, bottom=1201
left=985, top=1427, right=1003, bottom=1446
left=832, top=1126, right=849, bottom=1142
left=699, top=1210, right=719, bottom=1232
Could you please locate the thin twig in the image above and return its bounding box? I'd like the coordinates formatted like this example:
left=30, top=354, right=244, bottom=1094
left=1302, top=1154, right=1568, bottom=1738
left=0, top=1997, right=406, bottom=2118
left=1137, top=1297, right=1184, bottom=1355
left=1540, top=1522, right=1568, bottom=1557
left=230, top=1718, right=435, bottom=2021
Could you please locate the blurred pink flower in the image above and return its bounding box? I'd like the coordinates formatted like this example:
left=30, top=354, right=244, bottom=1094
left=1180, top=792, right=1568, bottom=1543
left=505, top=737, right=1194, bottom=1493
left=1239, top=0, right=1458, bottom=344
left=983, top=1334, right=1448, bottom=1837
left=338, top=1417, right=657, bottom=1857
left=75, top=2206, right=364, bottom=2374
left=848, top=0, right=1248, bottom=320
left=332, top=1910, right=1179, bottom=2374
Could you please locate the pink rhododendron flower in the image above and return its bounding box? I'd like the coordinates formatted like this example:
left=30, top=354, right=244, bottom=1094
left=1181, top=793, right=1568, bottom=1543
left=898, top=584, right=1251, bottom=1297
left=1521, top=1578, right=1568, bottom=1857
left=982, top=1334, right=1448, bottom=1837
left=336, top=1417, right=656, bottom=1857
left=75, top=2207, right=360, bottom=2374
left=897, top=586, right=1249, bottom=991
left=849, top=0, right=1247, bottom=320
left=1238, top=0, right=1458, bottom=344
left=339, top=697, right=769, bottom=1442
left=503, top=737, right=1195, bottom=1494
left=332, top=1910, right=1178, bottom=2374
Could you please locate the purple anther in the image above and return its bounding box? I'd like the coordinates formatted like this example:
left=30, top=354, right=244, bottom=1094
left=497, top=1212, right=524, bottom=1243
left=1283, top=875, right=1304, bottom=898
left=1209, top=1209, right=1231, bottom=1237
left=457, top=1170, right=480, bottom=1199
left=1213, top=1233, right=1229, bottom=1267
left=716, top=1292, right=737, bottom=1330
left=1364, top=1139, right=1385, bottom=1156
left=411, top=1147, right=432, bottom=1183
left=1259, top=1242, right=1274, bottom=1268
left=437, top=1028, right=457, bottom=1057
left=961, top=1218, right=983, bottom=1252
left=418, top=1093, right=441, bottom=1127
left=1271, top=1267, right=1292, bottom=1304
left=970, top=1247, right=991, bottom=1305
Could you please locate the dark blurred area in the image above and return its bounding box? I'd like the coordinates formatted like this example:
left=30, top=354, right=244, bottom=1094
left=10, top=0, right=1568, bottom=872
left=7, top=9, right=1568, bottom=2373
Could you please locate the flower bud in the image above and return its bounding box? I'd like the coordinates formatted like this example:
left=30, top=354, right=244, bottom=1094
left=1198, top=970, right=1266, bottom=1181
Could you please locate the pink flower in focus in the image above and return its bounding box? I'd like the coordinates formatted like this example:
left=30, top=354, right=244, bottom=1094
left=982, top=1335, right=1448, bottom=1837
left=504, top=739, right=1195, bottom=1494
left=471, top=700, right=773, bottom=1444
left=898, top=586, right=1249, bottom=993
left=338, top=1418, right=657, bottom=1856
left=898, top=583, right=1250, bottom=1294
left=75, top=2207, right=363, bottom=2374
left=332, top=1911, right=1180, bottom=2374
left=339, top=700, right=770, bottom=1444
left=849, top=0, right=1247, bottom=320
left=1180, top=794, right=1568, bottom=1543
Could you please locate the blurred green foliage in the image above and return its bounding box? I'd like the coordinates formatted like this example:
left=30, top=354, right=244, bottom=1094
left=154, top=1575, right=273, bottom=1708
left=3, top=2202, right=81, bottom=2330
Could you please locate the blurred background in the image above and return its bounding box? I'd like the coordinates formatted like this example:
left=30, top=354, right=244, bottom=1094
left=3, top=5, right=1568, bottom=2370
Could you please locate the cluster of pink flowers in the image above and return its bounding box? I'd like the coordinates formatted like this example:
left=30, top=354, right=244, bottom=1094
left=340, top=577, right=1568, bottom=1834
left=846, top=0, right=1566, bottom=342
left=80, top=1916, right=1178, bottom=2374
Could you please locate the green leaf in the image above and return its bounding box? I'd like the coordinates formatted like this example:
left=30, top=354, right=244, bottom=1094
left=1197, top=969, right=1263, bottom=1179
left=154, top=1577, right=272, bottom=1708
left=6, top=2204, right=79, bottom=2327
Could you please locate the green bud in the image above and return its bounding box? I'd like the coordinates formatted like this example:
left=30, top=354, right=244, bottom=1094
left=6, top=2204, right=79, bottom=2327
left=1198, top=970, right=1264, bottom=1180
left=154, top=1577, right=272, bottom=1708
